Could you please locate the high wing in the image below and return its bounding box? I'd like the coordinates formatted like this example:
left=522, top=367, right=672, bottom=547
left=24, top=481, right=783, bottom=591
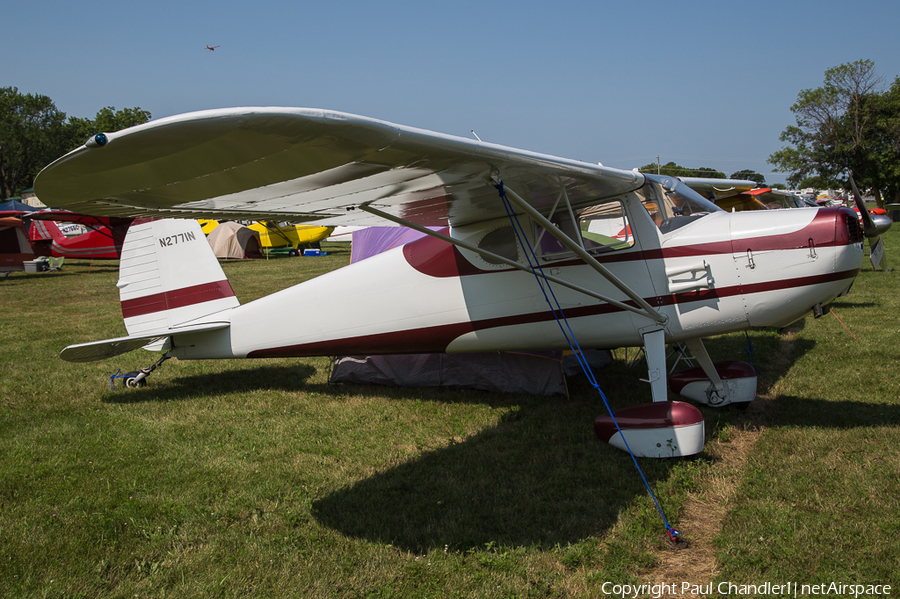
left=35, top=107, right=645, bottom=227
left=680, top=177, right=763, bottom=211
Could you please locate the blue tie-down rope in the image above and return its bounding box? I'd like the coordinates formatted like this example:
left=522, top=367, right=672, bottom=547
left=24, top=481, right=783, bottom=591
left=744, top=331, right=760, bottom=374
left=494, top=182, right=681, bottom=543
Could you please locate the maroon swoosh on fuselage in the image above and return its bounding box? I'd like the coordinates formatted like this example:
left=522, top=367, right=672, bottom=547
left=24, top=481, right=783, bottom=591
left=245, top=268, right=858, bottom=358
left=252, top=208, right=860, bottom=357
left=403, top=208, right=857, bottom=276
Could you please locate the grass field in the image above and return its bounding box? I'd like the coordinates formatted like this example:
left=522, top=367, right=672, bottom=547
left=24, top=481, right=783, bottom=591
left=2, top=231, right=899, bottom=598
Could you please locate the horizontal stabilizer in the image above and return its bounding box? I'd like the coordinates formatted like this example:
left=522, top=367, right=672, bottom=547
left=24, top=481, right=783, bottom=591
left=60, top=322, right=230, bottom=363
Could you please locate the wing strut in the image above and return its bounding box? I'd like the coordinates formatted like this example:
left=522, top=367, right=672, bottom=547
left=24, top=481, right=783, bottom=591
left=493, top=180, right=667, bottom=325
left=358, top=203, right=656, bottom=319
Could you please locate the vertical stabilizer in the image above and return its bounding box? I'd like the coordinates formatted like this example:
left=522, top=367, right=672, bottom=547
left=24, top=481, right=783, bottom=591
left=118, top=219, right=239, bottom=336
left=28, top=219, right=65, bottom=243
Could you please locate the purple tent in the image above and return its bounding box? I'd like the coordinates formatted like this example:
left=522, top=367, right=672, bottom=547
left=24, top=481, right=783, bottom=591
left=350, top=226, right=435, bottom=263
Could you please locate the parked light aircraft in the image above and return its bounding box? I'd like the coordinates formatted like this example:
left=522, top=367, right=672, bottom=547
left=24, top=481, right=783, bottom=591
left=26, top=211, right=136, bottom=260
left=198, top=219, right=334, bottom=256
left=34, top=107, right=878, bottom=456
left=246, top=221, right=335, bottom=255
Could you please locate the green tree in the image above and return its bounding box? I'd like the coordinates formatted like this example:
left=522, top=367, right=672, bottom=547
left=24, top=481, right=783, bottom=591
left=65, top=106, right=152, bottom=151
left=692, top=167, right=726, bottom=179
left=0, top=89, right=151, bottom=201
left=865, top=77, right=900, bottom=203
left=637, top=161, right=725, bottom=178
left=768, top=60, right=900, bottom=205
left=0, top=87, right=69, bottom=200
left=730, top=169, right=766, bottom=185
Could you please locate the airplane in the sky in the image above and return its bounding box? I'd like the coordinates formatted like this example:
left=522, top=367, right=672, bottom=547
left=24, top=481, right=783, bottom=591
left=33, top=107, right=879, bottom=457
left=204, top=45, right=220, bottom=51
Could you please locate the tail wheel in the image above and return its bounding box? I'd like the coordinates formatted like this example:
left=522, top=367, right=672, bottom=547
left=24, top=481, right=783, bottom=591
left=124, top=372, right=147, bottom=388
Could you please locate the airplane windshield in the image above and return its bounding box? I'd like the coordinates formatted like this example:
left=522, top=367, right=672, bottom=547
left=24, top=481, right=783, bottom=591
left=639, top=174, right=723, bottom=233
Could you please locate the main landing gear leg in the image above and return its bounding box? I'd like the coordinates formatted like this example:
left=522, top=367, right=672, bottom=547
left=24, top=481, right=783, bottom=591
left=683, top=338, right=727, bottom=405
left=668, top=338, right=757, bottom=408
left=641, top=328, right=669, bottom=403
left=596, top=327, right=706, bottom=457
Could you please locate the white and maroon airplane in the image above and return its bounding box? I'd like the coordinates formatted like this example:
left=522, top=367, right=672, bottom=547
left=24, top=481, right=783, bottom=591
left=34, top=107, right=875, bottom=457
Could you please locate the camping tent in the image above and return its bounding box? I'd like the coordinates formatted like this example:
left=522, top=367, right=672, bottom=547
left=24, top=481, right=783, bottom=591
left=206, top=221, right=262, bottom=259
left=0, top=217, right=36, bottom=272
left=349, top=226, right=442, bottom=263
left=0, top=199, right=38, bottom=213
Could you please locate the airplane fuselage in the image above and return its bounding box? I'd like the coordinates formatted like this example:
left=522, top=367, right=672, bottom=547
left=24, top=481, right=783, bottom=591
left=169, top=196, right=863, bottom=361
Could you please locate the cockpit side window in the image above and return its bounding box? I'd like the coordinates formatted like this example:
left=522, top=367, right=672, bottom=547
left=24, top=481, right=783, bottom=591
left=536, top=199, right=635, bottom=261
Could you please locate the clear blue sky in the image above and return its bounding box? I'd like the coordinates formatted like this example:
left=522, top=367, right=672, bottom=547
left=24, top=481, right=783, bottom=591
left=7, top=0, right=900, bottom=187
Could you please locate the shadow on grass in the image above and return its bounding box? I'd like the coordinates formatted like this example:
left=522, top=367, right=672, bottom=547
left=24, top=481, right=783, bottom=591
left=0, top=269, right=110, bottom=284
left=751, top=395, right=900, bottom=429
left=95, top=329, right=868, bottom=552
left=96, top=357, right=679, bottom=551
left=101, top=363, right=319, bottom=403
left=311, top=392, right=677, bottom=552
left=308, top=332, right=836, bottom=553
left=57, top=260, right=121, bottom=274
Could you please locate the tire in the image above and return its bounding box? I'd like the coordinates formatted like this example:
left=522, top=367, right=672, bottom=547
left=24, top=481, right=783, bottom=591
left=124, top=373, right=147, bottom=388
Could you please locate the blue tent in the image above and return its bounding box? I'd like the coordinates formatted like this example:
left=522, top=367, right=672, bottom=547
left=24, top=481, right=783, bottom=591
left=0, top=199, right=38, bottom=212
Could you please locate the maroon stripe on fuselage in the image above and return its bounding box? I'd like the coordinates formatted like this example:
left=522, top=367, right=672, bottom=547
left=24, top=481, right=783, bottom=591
left=247, top=321, right=476, bottom=358
left=245, top=268, right=858, bottom=358
left=121, top=280, right=235, bottom=319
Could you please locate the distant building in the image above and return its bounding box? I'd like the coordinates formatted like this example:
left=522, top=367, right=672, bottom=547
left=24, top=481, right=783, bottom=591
left=19, top=188, right=47, bottom=208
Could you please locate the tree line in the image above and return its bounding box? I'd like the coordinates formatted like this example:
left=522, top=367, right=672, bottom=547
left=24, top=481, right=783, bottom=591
left=768, top=59, right=900, bottom=206
left=0, top=87, right=150, bottom=200
left=636, top=162, right=770, bottom=186
left=4, top=62, right=899, bottom=204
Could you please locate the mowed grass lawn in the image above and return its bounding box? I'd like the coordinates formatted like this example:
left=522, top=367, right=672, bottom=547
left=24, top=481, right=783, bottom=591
left=2, top=231, right=899, bottom=598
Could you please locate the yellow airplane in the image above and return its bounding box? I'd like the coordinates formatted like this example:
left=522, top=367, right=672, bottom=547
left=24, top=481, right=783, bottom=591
left=198, top=220, right=334, bottom=255
left=198, top=219, right=219, bottom=235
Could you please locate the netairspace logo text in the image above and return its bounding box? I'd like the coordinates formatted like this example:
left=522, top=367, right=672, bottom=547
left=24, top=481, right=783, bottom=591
left=601, top=581, right=892, bottom=598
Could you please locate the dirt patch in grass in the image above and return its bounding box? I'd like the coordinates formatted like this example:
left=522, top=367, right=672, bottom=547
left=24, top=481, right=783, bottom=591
left=644, top=429, right=758, bottom=596
left=641, top=325, right=801, bottom=595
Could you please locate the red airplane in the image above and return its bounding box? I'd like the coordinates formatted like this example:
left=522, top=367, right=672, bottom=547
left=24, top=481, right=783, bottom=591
left=204, top=45, right=220, bottom=51
left=26, top=211, right=137, bottom=260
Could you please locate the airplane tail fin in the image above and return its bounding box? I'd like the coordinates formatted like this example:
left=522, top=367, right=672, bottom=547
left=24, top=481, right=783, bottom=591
left=28, top=219, right=65, bottom=242
left=118, top=219, right=240, bottom=337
